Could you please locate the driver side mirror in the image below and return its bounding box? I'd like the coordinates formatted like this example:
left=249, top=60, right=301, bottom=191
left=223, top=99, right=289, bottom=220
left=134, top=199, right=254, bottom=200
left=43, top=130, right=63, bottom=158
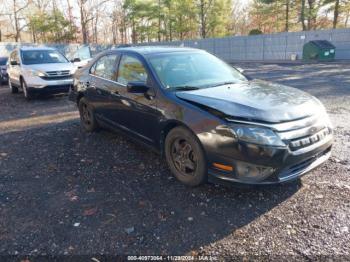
left=71, top=58, right=81, bottom=63
left=127, top=81, right=149, bottom=93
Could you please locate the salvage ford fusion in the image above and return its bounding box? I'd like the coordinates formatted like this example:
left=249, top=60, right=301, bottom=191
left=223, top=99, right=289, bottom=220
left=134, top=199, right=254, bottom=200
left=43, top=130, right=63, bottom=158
left=69, top=47, right=333, bottom=186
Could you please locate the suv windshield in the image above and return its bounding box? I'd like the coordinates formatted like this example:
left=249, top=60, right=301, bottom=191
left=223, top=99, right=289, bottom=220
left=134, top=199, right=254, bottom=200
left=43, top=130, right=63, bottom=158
left=0, top=57, right=8, bottom=66
left=148, top=51, right=247, bottom=90
left=21, top=50, right=68, bottom=65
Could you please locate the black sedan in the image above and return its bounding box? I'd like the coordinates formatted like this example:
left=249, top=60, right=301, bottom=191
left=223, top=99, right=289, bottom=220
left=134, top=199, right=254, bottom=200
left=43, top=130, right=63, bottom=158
left=0, top=56, right=8, bottom=85
left=69, top=47, right=333, bottom=186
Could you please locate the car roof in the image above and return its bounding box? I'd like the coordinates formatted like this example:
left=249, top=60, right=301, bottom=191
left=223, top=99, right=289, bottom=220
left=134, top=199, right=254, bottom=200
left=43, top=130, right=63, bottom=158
left=19, top=46, right=57, bottom=51
left=114, top=46, right=203, bottom=55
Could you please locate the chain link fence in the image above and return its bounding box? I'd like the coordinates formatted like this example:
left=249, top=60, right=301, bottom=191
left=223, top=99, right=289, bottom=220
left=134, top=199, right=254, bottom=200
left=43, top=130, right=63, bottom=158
left=1, top=28, right=349, bottom=62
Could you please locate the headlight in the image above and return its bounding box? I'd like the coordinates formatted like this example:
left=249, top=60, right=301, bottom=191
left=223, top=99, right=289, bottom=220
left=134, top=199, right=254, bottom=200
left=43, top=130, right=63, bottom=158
left=70, top=67, right=77, bottom=75
left=230, top=125, right=285, bottom=147
left=314, top=98, right=333, bottom=129
left=320, top=107, right=333, bottom=130
left=25, top=69, right=46, bottom=77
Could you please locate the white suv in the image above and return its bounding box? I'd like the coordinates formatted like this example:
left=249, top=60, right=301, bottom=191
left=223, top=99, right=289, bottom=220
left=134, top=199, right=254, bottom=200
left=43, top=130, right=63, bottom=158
left=7, top=47, right=76, bottom=100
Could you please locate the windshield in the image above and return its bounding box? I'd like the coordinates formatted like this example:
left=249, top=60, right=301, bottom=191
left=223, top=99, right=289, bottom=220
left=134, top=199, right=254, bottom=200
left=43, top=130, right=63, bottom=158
left=0, top=57, right=8, bottom=66
left=148, top=51, right=247, bottom=90
left=21, top=50, right=69, bottom=65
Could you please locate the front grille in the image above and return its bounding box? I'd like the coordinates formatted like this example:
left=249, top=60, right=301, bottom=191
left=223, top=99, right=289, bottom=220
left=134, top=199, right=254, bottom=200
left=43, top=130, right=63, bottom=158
left=46, top=70, right=70, bottom=76
left=289, top=128, right=331, bottom=150
left=270, top=114, right=332, bottom=151
left=40, top=75, right=72, bottom=80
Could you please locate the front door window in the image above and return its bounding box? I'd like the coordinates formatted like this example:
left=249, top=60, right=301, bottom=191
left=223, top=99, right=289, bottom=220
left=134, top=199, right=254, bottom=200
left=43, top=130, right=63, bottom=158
left=117, top=55, right=148, bottom=85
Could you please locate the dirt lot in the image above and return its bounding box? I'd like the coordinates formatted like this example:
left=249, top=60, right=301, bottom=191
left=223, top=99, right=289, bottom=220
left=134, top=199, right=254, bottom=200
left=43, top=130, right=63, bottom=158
left=0, top=63, right=349, bottom=260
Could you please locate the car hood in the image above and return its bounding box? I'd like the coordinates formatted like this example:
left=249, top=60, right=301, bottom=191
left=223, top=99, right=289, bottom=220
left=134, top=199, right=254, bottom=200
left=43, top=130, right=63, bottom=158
left=23, top=63, right=74, bottom=72
left=176, top=80, right=323, bottom=123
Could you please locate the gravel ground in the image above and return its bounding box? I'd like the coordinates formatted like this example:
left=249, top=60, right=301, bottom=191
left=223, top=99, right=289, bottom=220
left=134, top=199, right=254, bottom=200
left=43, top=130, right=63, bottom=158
left=0, top=63, right=349, bottom=260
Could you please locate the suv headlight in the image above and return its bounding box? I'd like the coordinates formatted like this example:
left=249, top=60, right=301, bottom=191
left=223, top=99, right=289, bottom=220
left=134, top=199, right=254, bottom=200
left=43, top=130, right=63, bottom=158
left=24, top=69, right=46, bottom=77
left=230, top=125, right=285, bottom=147
left=70, top=67, right=77, bottom=75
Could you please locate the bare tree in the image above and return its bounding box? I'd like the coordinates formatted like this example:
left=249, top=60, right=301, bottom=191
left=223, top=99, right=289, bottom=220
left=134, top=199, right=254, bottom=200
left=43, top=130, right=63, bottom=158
left=78, top=0, right=110, bottom=44
left=8, top=0, right=31, bottom=42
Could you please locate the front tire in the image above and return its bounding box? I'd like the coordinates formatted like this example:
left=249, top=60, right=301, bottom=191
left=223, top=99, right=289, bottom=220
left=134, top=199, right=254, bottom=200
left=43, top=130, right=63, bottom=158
left=21, top=79, right=32, bottom=100
left=165, top=126, right=207, bottom=187
left=78, top=97, right=99, bottom=132
left=9, top=79, right=18, bottom=94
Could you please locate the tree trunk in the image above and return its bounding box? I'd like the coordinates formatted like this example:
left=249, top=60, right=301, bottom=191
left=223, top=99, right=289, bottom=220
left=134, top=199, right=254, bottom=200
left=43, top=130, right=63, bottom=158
left=80, top=0, right=88, bottom=44
left=199, top=0, right=206, bottom=38
left=301, top=0, right=307, bottom=30
left=345, top=10, right=349, bottom=27
left=13, top=0, right=20, bottom=42
left=158, top=0, right=161, bottom=42
left=66, top=0, right=75, bottom=41
left=94, top=12, right=99, bottom=43
left=307, top=0, right=315, bottom=30
left=169, top=20, right=172, bottom=41
left=31, top=24, right=36, bottom=43
left=285, top=0, right=289, bottom=32
left=132, top=17, right=136, bottom=43
left=333, top=0, right=340, bottom=29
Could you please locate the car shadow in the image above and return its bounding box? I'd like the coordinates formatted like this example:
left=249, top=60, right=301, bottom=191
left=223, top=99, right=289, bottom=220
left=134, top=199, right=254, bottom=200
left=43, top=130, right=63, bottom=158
left=0, top=119, right=301, bottom=255
left=0, top=87, right=76, bottom=124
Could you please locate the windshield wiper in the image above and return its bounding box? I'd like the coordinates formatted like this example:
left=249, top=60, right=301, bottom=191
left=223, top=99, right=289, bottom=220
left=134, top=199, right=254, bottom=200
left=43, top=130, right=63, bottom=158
left=211, top=81, right=238, bottom=87
left=171, top=86, right=200, bottom=91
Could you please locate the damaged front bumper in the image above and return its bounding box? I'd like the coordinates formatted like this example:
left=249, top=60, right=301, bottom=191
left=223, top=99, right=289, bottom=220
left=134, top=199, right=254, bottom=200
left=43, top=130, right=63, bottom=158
left=199, top=115, right=333, bottom=185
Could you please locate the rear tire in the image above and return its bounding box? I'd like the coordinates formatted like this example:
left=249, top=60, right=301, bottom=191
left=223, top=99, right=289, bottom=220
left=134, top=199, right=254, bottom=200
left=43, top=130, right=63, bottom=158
left=9, top=79, right=18, bottom=94
left=165, top=126, right=207, bottom=187
left=78, top=97, right=99, bottom=132
left=21, top=79, right=32, bottom=100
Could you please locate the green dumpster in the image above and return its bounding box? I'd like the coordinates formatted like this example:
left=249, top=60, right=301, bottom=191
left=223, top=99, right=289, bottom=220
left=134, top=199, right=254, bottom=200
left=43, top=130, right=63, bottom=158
left=302, top=40, right=336, bottom=61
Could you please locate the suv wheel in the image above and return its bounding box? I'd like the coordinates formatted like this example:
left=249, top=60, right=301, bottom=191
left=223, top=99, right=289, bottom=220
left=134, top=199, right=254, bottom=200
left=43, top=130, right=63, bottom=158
left=78, top=97, right=99, bottom=132
left=9, top=79, right=18, bottom=94
left=21, top=79, right=32, bottom=100
left=165, top=126, right=207, bottom=186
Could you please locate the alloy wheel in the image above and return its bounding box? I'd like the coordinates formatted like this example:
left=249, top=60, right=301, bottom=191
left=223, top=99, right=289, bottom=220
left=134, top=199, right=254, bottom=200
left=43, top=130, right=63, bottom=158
left=170, top=138, right=197, bottom=176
